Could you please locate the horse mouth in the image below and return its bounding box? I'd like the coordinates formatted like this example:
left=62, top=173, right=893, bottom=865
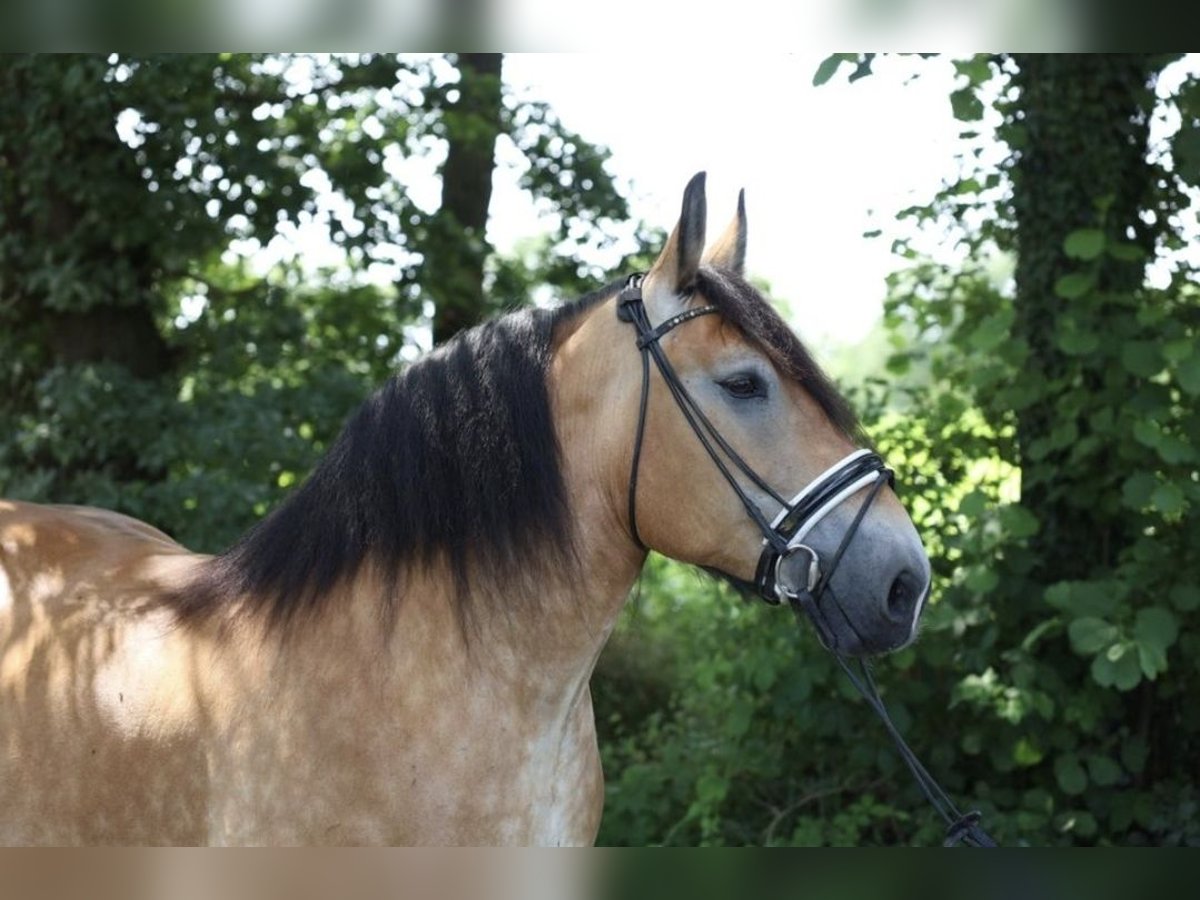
left=699, top=567, right=924, bottom=658
left=808, top=583, right=926, bottom=657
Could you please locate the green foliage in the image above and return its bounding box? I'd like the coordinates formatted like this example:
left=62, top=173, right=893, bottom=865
left=595, top=54, right=1200, bottom=846
left=0, top=53, right=626, bottom=552
left=812, top=53, right=876, bottom=87
left=596, top=557, right=937, bottom=846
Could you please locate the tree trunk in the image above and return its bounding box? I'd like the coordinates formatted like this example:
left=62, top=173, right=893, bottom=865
left=0, top=56, right=175, bottom=489
left=1009, top=54, right=1158, bottom=581
left=427, top=53, right=504, bottom=345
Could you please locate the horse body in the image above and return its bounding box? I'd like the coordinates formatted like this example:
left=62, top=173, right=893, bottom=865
left=0, top=501, right=210, bottom=842
left=1, top=174, right=931, bottom=844
left=0, top=295, right=646, bottom=844
left=0, top=496, right=627, bottom=844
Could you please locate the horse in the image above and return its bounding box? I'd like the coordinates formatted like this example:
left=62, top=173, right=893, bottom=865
left=0, top=173, right=930, bottom=845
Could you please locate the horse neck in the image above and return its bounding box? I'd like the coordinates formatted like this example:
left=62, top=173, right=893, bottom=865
left=421, top=295, right=648, bottom=688
left=285, top=560, right=639, bottom=720
left=259, top=299, right=646, bottom=703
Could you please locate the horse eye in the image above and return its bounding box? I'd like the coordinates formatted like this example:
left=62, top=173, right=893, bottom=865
left=718, top=373, right=766, bottom=400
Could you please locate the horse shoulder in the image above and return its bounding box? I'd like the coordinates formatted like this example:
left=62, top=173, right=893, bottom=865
left=0, top=499, right=214, bottom=843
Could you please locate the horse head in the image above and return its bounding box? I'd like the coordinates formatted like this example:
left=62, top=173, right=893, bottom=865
left=594, top=173, right=930, bottom=656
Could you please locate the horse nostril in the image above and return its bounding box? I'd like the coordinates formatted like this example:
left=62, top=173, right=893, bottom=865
left=887, top=570, right=920, bottom=620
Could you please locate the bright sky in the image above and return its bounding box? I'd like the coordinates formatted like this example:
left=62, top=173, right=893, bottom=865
left=267, top=54, right=969, bottom=353
left=492, top=54, right=966, bottom=348
left=258, top=53, right=1196, bottom=355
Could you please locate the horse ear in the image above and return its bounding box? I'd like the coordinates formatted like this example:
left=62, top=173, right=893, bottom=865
left=644, top=172, right=707, bottom=312
left=703, top=189, right=747, bottom=275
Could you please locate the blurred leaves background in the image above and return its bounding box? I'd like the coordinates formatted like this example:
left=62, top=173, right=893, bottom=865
left=2, top=53, right=1198, bottom=845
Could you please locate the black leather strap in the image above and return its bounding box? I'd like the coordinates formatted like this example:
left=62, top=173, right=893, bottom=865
left=637, top=306, right=722, bottom=349
left=618, top=278, right=785, bottom=554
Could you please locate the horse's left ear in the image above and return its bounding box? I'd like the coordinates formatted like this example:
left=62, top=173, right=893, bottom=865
left=644, top=172, right=707, bottom=314
left=702, top=189, right=747, bottom=275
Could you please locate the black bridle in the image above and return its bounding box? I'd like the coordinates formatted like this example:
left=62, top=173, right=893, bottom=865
left=616, top=274, right=997, bottom=847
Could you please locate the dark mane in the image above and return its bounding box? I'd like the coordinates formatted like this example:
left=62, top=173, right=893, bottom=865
left=170, top=281, right=618, bottom=632
left=169, top=268, right=858, bottom=634
left=694, top=266, right=861, bottom=440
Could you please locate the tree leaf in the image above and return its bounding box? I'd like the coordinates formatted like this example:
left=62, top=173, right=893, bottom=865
left=967, top=310, right=1014, bottom=352
left=1046, top=581, right=1119, bottom=618
left=1132, top=419, right=1160, bottom=450
left=1068, top=616, right=1118, bottom=655
left=1163, top=338, right=1193, bottom=364
left=1013, top=737, right=1044, bottom=767
left=1134, top=606, right=1179, bottom=651
left=726, top=700, right=753, bottom=737
left=1091, top=653, right=1117, bottom=687
left=953, top=55, right=992, bottom=87
left=1107, top=241, right=1145, bottom=262
left=1121, top=736, right=1148, bottom=774
left=1150, top=482, right=1184, bottom=517
left=999, top=504, right=1039, bottom=539
left=1136, top=640, right=1167, bottom=679
left=950, top=87, right=984, bottom=122
left=1172, top=123, right=1200, bottom=187
left=1120, top=341, right=1162, bottom=378
left=1066, top=811, right=1100, bottom=838
left=1112, top=650, right=1142, bottom=691
left=812, top=54, right=851, bottom=87
left=1176, top=355, right=1200, bottom=395
left=1086, top=754, right=1123, bottom=787
left=1054, top=272, right=1094, bottom=299
left=1169, top=584, right=1200, bottom=612
left=958, top=489, right=989, bottom=517
left=965, top=565, right=999, bottom=594
left=1155, top=432, right=1197, bottom=465
left=848, top=54, right=876, bottom=83
left=1063, top=228, right=1106, bottom=260
left=695, top=770, right=729, bottom=806
left=1121, top=471, right=1157, bottom=510
left=1056, top=320, right=1100, bottom=355
left=1054, top=754, right=1088, bottom=795
left=1091, top=645, right=1143, bottom=691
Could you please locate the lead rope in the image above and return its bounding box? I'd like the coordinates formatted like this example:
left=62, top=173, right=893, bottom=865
left=829, top=655, right=996, bottom=847
left=785, top=479, right=996, bottom=846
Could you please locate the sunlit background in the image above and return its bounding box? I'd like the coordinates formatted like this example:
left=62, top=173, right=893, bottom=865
left=225, top=53, right=972, bottom=349
left=194, top=52, right=1200, bottom=357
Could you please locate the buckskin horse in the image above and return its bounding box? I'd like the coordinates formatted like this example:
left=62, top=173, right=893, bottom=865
left=0, top=174, right=930, bottom=845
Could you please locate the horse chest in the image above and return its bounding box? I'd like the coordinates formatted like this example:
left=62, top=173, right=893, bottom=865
left=202, top=665, right=605, bottom=846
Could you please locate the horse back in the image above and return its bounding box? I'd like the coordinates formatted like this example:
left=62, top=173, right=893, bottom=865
left=0, top=499, right=211, bottom=844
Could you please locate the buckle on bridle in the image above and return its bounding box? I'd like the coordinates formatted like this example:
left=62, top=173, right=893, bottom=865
left=773, top=544, right=821, bottom=602
left=616, top=274, right=645, bottom=322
